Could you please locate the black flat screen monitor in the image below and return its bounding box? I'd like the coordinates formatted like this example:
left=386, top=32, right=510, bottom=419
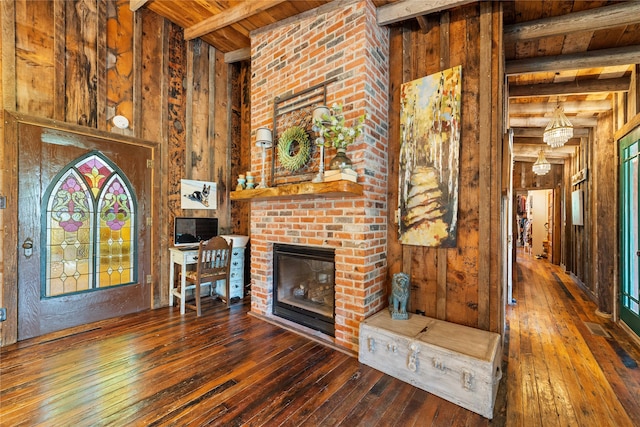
left=174, top=216, right=218, bottom=247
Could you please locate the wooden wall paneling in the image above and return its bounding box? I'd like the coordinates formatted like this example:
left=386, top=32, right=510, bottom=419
left=594, top=111, right=616, bottom=313
left=386, top=26, right=403, bottom=302
left=229, top=61, right=250, bottom=235
left=213, top=47, right=230, bottom=233
left=185, top=38, right=210, bottom=184
left=139, top=9, right=168, bottom=306
left=15, top=0, right=54, bottom=117
left=436, top=12, right=449, bottom=322
left=478, top=1, right=492, bottom=330
left=445, top=4, right=480, bottom=327
left=1, top=0, right=16, bottom=111
left=105, top=0, right=133, bottom=134
left=553, top=181, right=562, bottom=265
left=96, top=0, right=107, bottom=131
left=64, top=0, right=99, bottom=127
left=489, top=1, right=504, bottom=333
left=53, top=0, right=65, bottom=121
left=0, top=115, right=18, bottom=345
left=167, top=23, right=187, bottom=247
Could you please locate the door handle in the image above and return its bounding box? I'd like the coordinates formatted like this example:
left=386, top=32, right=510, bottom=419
left=22, top=238, right=33, bottom=258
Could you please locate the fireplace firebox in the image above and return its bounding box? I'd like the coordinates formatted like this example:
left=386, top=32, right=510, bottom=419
left=273, top=244, right=335, bottom=336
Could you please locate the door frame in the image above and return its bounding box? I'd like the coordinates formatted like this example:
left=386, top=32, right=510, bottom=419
left=1, top=111, right=162, bottom=346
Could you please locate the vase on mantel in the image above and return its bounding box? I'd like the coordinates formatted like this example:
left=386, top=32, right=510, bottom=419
left=329, top=148, right=352, bottom=170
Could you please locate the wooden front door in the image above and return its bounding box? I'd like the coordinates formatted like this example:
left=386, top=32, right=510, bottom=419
left=620, top=126, right=640, bottom=336
left=16, top=119, right=153, bottom=340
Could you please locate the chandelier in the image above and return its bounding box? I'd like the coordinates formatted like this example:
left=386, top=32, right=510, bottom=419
left=532, top=149, right=551, bottom=175
left=543, top=104, right=573, bottom=148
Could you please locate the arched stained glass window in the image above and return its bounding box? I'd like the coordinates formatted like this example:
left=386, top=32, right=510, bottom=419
left=43, top=152, right=137, bottom=297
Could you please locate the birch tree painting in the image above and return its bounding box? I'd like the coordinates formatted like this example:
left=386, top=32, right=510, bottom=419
left=398, top=66, right=461, bottom=247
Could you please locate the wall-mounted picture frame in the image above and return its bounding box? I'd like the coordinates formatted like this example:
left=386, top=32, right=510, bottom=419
left=571, top=189, right=583, bottom=226
left=181, top=179, right=217, bottom=210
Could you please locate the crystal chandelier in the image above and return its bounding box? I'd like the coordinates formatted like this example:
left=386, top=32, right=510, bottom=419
left=543, top=104, right=573, bottom=148
left=532, top=149, right=551, bottom=175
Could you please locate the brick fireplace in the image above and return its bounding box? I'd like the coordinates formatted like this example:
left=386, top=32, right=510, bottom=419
left=248, top=0, right=389, bottom=353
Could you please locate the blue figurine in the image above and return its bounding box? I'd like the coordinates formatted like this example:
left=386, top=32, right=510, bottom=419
left=389, top=272, right=410, bottom=320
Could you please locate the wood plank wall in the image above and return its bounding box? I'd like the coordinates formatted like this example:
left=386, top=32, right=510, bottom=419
left=0, top=0, right=238, bottom=344
left=387, top=2, right=504, bottom=334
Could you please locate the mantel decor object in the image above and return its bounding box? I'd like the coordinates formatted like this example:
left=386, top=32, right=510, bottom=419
left=313, top=103, right=366, bottom=170
left=276, top=126, right=311, bottom=172
left=256, top=127, right=273, bottom=188
left=312, top=106, right=331, bottom=182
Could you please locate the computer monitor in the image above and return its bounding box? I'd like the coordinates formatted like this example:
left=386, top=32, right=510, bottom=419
left=173, top=216, right=218, bottom=247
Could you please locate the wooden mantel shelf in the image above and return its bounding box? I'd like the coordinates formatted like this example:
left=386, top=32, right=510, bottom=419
left=230, top=180, right=363, bottom=201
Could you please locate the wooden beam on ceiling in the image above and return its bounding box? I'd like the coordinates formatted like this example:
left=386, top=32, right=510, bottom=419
left=506, top=45, right=640, bottom=76
left=511, top=127, right=589, bottom=138
left=184, top=0, right=287, bottom=41
left=509, top=116, right=597, bottom=128
left=129, top=0, right=149, bottom=11
left=504, top=2, right=640, bottom=43
left=513, top=137, right=581, bottom=147
left=509, top=100, right=612, bottom=115
left=509, top=77, right=630, bottom=98
left=377, top=0, right=474, bottom=25
left=225, top=47, right=251, bottom=64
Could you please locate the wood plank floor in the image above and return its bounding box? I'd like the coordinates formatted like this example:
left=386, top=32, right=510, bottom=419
left=1, top=252, right=639, bottom=426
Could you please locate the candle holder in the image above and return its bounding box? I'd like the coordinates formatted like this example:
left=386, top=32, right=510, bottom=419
left=255, top=127, right=273, bottom=188
left=312, top=106, right=331, bottom=183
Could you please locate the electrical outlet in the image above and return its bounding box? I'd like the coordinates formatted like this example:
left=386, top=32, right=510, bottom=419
left=0, top=308, right=6, bottom=322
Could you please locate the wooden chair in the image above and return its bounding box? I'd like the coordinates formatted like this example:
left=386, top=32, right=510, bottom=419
left=183, top=237, right=232, bottom=316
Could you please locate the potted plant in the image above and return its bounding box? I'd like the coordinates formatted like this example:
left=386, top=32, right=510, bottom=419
left=312, top=103, right=366, bottom=170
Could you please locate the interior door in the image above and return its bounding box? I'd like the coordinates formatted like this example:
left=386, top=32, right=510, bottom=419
left=17, top=120, right=152, bottom=340
left=620, top=127, right=640, bottom=336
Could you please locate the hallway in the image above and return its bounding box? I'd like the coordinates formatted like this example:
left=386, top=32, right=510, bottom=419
left=506, top=250, right=640, bottom=425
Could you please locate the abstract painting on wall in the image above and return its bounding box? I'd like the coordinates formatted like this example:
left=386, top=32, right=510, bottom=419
left=398, top=65, right=461, bottom=247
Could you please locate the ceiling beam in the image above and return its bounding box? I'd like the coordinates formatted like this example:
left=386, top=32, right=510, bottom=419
left=509, top=116, right=597, bottom=128
left=129, top=0, right=149, bottom=11
left=224, top=47, right=251, bottom=64
left=184, top=0, right=287, bottom=41
left=513, top=137, right=581, bottom=147
left=509, top=77, right=630, bottom=98
left=511, top=127, right=589, bottom=138
left=506, top=45, right=640, bottom=76
left=509, top=100, right=611, bottom=115
left=377, top=0, right=474, bottom=25
left=504, top=2, right=640, bottom=43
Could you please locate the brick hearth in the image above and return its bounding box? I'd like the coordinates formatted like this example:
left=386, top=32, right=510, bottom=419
left=249, top=0, right=389, bottom=353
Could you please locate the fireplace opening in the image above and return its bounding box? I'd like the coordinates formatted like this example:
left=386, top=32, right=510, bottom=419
left=273, top=244, right=335, bottom=337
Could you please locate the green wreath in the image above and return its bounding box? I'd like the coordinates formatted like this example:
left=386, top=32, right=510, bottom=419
left=277, top=126, right=311, bottom=171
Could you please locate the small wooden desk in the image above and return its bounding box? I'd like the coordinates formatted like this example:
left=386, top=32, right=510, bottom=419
left=168, top=246, right=199, bottom=315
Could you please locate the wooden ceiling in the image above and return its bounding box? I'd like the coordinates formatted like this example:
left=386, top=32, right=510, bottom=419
left=132, top=0, right=640, bottom=163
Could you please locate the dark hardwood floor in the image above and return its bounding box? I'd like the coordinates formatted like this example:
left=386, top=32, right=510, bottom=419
left=1, top=252, right=639, bottom=426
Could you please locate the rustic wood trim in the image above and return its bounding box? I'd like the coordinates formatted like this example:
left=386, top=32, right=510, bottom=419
left=1, top=111, right=18, bottom=345
left=159, top=17, right=171, bottom=308
left=506, top=45, right=640, bottom=76
left=512, top=127, right=589, bottom=138
left=386, top=26, right=404, bottom=282
left=439, top=11, right=449, bottom=70
left=129, top=0, right=149, bottom=12
left=185, top=0, right=286, bottom=41
left=132, top=8, right=143, bottom=139
left=377, top=0, right=474, bottom=25
left=224, top=47, right=251, bottom=64
left=96, top=0, right=107, bottom=132
left=614, top=113, right=640, bottom=141
left=1, top=0, right=16, bottom=111
left=509, top=100, right=612, bottom=115
left=53, top=0, right=65, bottom=121
left=185, top=40, right=195, bottom=179
left=230, top=180, right=363, bottom=201
left=477, top=1, right=492, bottom=330
left=509, top=77, right=630, bottom=98
left=504, top=2, right=640, bottom=43
left=510, top=116, right=597, bottom=128
left=214, top=48, right=230, bottom=232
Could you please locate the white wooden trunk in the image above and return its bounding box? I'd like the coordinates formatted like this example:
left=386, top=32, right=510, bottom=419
left=358, top=310, right=502, bottom=419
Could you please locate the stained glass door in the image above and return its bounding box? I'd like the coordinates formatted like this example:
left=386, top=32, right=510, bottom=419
left=17, top=122, right=153, bottom=340
left=620, top=127, right=640, bottom=336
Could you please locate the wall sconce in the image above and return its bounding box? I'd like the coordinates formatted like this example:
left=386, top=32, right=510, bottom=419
left=311, top=106, right=331, bottom=183
left=256, top=127, right=273, bottom=188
